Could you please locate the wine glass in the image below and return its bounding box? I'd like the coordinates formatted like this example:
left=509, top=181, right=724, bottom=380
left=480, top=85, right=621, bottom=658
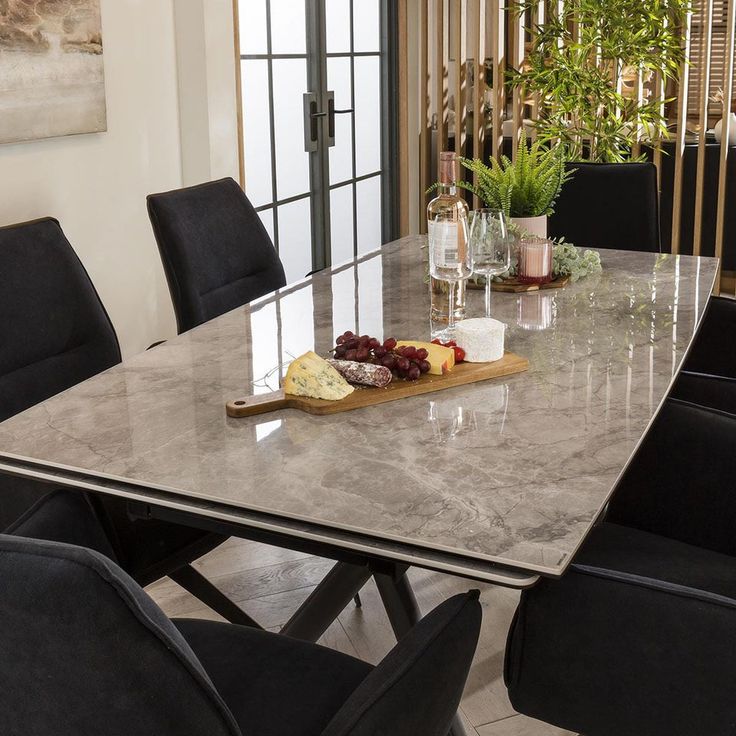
left=469, top=209, right=510, bottom=318
left=428, top=210, right=473, bottom=331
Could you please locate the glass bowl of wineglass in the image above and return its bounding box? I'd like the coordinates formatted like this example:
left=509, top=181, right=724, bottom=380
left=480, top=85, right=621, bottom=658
left=469, top=209, right=511, bottom=318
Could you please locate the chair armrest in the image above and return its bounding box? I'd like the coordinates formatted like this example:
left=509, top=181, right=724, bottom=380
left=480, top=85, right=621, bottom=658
left=671, top=371, right=736, bottom=415
left=606, top=398, right=736, bottom=557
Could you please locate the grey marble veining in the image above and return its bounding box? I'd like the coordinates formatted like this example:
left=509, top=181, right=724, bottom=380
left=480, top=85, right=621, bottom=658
left=0, top=239, right=718, bottom=577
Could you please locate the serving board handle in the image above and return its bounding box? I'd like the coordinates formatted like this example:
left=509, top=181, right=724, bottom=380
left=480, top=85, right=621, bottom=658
left=227, top=390, right=289, bottom=417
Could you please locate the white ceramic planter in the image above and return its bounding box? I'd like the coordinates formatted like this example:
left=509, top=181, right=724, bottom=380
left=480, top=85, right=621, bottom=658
left=714, top=113, right=736, bottom=146
left=511, top=215, right=548, bottom=239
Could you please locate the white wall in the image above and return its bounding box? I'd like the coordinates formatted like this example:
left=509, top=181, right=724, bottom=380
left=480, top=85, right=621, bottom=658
left=0, top=0, right=240, bottom=358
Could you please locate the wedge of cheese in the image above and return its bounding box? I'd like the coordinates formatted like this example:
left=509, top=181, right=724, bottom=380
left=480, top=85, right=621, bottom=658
left=395, top=340, right=455, bottom=375
left=282, top=351, right=355, bottom=401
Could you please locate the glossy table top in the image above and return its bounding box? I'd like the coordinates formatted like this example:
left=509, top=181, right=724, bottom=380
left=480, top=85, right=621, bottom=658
left=0, top=238, right=717, bottom=583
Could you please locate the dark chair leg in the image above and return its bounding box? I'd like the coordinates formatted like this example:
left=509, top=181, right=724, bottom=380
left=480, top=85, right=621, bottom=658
left=280, top=561, right=372, bottom=642
left=168, top=564, right=262, bottom=629
left=354, top=593, right=362, bottom=608
left=374, top=567, right=469, bottom=736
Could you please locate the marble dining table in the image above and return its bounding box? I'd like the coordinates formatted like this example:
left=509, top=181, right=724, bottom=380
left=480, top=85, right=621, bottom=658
left=0, top=236, right=718, bottom=588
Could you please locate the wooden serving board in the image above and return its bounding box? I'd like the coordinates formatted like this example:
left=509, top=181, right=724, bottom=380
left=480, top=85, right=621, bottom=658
left=469, top=275, right=570, bottom=293
left=226, top=351, right=529, bottom=418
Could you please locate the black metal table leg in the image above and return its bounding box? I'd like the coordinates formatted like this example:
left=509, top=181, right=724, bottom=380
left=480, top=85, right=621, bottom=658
left=374, top=566, right=469, bottom=736
left=169, top=564, right=263, bottom=629
left=280, top=560, right=371, bottom=641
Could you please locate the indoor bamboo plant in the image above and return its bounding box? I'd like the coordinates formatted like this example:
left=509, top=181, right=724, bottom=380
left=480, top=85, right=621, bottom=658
left=509, top=0, right=691, bottom=162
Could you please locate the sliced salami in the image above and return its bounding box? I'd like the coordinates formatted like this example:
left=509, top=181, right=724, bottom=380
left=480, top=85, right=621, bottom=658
left=327, top=359, right=393, bottom=388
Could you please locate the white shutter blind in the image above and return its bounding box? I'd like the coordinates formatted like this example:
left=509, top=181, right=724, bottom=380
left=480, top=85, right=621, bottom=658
left=689, top=0, right=735, bottom=124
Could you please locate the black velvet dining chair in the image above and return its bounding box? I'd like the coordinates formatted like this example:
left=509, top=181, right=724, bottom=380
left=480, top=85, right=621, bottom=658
left=504, top=398, right=736, bottom=736
left=670, top=295, right=736, bottom=414
left=147, top=177, right=286, bottom=334
left=0, top=521, right=481, bottom=736
left=0, top=217, right=254, bottom=626
left=549, top=161, right=661, bottom=252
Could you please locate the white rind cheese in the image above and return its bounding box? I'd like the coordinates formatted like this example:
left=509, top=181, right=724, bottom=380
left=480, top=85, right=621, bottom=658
left=282, top=351, right=355, bottom=401
left=455, top=318, right=505, bottom=362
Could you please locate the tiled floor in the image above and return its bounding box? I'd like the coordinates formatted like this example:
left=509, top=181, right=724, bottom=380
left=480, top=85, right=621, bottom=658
left=148, top=537, right=576, bottom=735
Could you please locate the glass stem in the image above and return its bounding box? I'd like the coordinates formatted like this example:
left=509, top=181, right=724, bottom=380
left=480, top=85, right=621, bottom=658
left=448, top=280, right=456, bottom=329
left=485, top=277, right=492, bottom=318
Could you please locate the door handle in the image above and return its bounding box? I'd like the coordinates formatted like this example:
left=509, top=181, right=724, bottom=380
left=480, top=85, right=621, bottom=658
left=326, top=91, right=354, bottom=147
left=303, top=92, right=324, bottom=153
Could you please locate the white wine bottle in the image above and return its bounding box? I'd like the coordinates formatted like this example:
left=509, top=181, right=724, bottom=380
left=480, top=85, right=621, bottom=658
left=427, top=152, right=471, bottom=325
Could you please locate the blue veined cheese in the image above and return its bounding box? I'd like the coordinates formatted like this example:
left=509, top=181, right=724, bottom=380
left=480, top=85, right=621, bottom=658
left=455, top=318, right=505, bottom=362
left=282, top=351, right=355, bottom=400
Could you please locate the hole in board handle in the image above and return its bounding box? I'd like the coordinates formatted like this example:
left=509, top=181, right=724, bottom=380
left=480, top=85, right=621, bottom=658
left=234, top=401, right=246, bottom=406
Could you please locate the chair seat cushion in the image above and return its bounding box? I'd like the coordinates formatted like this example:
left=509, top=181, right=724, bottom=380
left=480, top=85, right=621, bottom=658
left=174, top=618, right=373, bottom=736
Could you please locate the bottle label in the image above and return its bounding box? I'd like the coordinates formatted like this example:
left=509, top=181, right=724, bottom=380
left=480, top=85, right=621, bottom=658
left=428, top=220, right=459, bottom=267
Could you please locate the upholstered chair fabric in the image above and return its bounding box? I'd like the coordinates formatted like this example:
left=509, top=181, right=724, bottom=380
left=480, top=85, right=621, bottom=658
left=0, top=218, right=121, bottom=527
left=322, top=590, right=481, bottom=736
left=505, top=399, right=736, bottom=735
left=549, top=162, right=660, bottom=252
left=669, top=295, right=736, bottom=413
left=0, top=532, right=480, bottom=736
left=0, top=217, right=223, bottom=588
left=505, top=522, right=736, bottom=736
left=147, top=178, right=286, bottom=333
left=0, top=218, right=121, bottom=422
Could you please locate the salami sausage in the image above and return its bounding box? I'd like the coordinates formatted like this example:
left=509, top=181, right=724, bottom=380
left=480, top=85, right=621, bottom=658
left=327, top=359, right=392, bottom=388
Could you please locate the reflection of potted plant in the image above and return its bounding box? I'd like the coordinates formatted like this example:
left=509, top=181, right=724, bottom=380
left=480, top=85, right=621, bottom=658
left=712, top=88, right=736, bottom=146
left=456, top=132, right=572, bottom=237
left=508, top=0, right=689, bottom=162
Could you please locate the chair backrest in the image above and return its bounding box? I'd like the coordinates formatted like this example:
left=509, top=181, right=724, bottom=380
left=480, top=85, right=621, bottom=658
left=549, top=162, right=660, bottom=252
left=607, top=398, right=736, bottom=558
left=147, top=177, right=287, bottom=333
left=0, top=534, right=242, bottom=736
left=0, top=218, right=121, bottom=422
left=322, top=590, right=481, bottom=736
left=0, top=218, right=122, bottom=528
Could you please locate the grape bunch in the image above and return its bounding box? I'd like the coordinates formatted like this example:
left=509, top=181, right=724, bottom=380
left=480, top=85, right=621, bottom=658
left=334, top=331, right=431, bottom=381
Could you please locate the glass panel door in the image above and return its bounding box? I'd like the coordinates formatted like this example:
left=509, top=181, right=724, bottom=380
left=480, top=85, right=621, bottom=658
left=238, top=0, right=395, bottom=281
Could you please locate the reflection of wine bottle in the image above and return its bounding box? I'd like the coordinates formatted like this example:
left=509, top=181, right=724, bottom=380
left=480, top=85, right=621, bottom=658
left=427, top=152, right=470, bottom=282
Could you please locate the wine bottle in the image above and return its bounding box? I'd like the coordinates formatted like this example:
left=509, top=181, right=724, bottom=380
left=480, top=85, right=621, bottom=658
left=427, top=152, right=471, bottom=325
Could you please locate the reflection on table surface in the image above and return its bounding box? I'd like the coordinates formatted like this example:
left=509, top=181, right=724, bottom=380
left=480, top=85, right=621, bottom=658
left=0, top=237, right=718, bottom=576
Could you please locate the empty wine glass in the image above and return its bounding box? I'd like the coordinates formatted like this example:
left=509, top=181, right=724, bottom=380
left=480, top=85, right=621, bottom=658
left=469, top=209, right=510, bottom=318
left=428, top=210, right=473, bottom=330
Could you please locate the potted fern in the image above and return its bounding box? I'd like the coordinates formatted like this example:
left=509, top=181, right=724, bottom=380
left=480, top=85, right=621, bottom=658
left=456, top=134, right=572, bottom=237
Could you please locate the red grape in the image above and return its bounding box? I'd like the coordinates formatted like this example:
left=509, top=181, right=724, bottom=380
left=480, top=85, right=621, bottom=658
left=381, top=353, right=396, bottom=369
left=345, top=349, right=358, bottom=361
left=343, top=330, right=354, bottom=338
left=335, top=345, right=347, bottom=357
left=418, top=360, right=431, bottom=373
left=397, top=357, right=410, bottom=372
left=374, top=346, right=387, bottom=358
left=368, top=338, right=381, bottom=349
left=416, top=348, right=429, bottom=360
left=383, top=337, right=397, bottom=350
left=403, top=346, right=417, bottom=359
left=407, top=365, right=421, bottom=381
left=356, top=347, right=370, bottom=362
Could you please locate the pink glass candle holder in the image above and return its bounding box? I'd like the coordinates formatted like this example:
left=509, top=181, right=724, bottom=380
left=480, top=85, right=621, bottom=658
left=518, top=237, right=553, bottom=285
